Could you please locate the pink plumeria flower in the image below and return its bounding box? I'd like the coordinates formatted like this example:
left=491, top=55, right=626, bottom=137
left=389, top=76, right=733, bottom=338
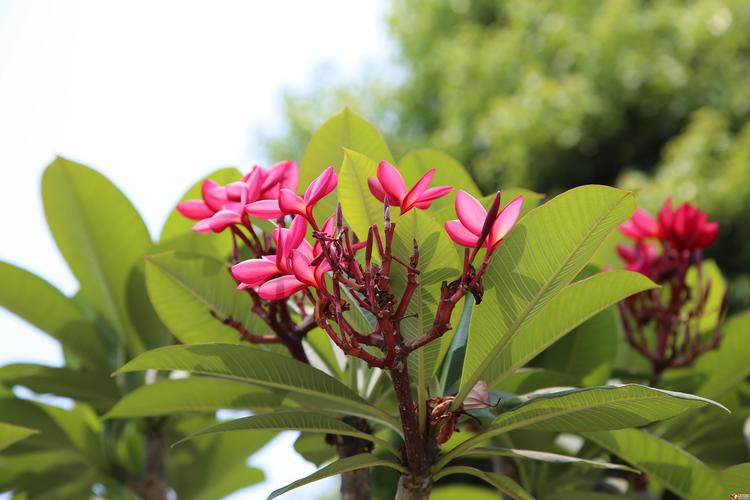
left=619, top=208, right=660, bottom=242
left=247, top=160, right=299, bottom=200
left=231, top=216, right=311, bottom=295
left=616, top=241, right=658, bottom=278
left=178, top=172, right=261, bottom=233
left=445, top=190, right=523, bottom=251
left=367, top=161, right=452, bottom=213
left=246, top=166, right=338, bottom=225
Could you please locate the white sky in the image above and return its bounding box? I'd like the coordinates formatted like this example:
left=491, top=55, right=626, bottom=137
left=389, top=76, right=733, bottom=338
left=0, top=0, right=389, bottom=497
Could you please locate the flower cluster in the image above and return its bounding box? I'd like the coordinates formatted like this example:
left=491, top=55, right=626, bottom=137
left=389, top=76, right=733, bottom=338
left=616, top=199, right=725, bottom=380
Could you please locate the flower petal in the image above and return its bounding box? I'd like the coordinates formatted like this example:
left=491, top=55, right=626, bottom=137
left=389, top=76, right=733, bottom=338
left=258, top=275, right=308, bottom=300
left=192, top=218, right=213, bottom=233
left=208, top=210, right=242, bottom=232
left=201, top=179, right=226, bottom=212
left=231, top=258, right=279, bottom=287
left=376, top=161, right=407, bottom=204
left=177, top=200, right=213, bottom=220
left=490, top=195, right=523, bottom=246
left=304, top=166, right=337, bottom=205
left=290, top=250, right=316, bottom=286
left=445, top=220, right=480, bottom=248
left=455, top=190, right=487, bottom=236
left=402, top=168, right=435, bottom=212
left=278, top=189, right=306, bottom=216
left=367, top=177, right=387, bottom=203
left=631, top=209, right=659, bottom=237
left=419, top=185, right=453, bottom=203
left=245, top=200, right=284, bottom=219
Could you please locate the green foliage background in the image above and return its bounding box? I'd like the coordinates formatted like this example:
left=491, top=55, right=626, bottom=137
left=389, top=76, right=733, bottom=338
left=263, top=0, right=750, bottom=308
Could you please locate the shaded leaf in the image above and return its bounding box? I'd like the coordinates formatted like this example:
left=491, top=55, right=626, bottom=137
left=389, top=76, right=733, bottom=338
left=584, top=428, right=723, bottom=499
left=432, top=465, right=532, bottom=500
left=105, top=377, right=284, bottom=418
left=0, top=423, right=38, bottom=452
left=462, top=447, right=639, bottom=473
left=116, top=344, right=401, bottom=432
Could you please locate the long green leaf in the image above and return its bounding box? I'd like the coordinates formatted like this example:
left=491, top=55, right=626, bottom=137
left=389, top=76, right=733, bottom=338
left=300, top=107, right=393, bottom=188
left=458, top=186, right=636, bottom=404
left=116, top=344, right=401, bottom=432
left=268, top=453, right=407, bottom=500
left=462, top=447, right=639, bottom=473
left=721, top=463, right=750, bottom=491
left=41, top=157, right=155, bottom=354
left=0, top=423, right=38, bottom=452
left=179, top=410, right=400, bottom=457
left=435, top=385, right=725, bottom=470
left=105, top=377, right=284, bottom=418
left=486, top=271, right=654, bottom=388
left=0, top=364, right=118, bottom=410
left=0, top=262, right=108, bottom=370
left=584, top=429, right=723, bottom=499
left=145, top=251, right=273, bottom=344
left=432, top=466, right=532, bottom=500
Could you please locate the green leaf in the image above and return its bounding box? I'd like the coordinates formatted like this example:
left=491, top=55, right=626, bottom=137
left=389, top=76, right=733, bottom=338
left=145, top=251, right=273, bottom=344
left=398, top=149, right=481, bottom=209
left=721, top=463, right=750, bottom=491
left=116, top=344, right=401, bottom=432
left=483, top=271, right=655, bottom=390
left=158, top=167, right=241, bottom=257
left=436, top=385, right=725, bottom=470
left=305, top=328, right=344, bottom=379
left=267, top=453, right=406, bottom=500
left=461, top=447, right=639, bottom=473
left=182, top=466, right=264, bottom=500
left=0, top=398, right=102, bottom=466
left=294, top=432, right=337, bottom=466
left=535, top=304, right=621, bottom=387
left=439, top=295, right=474, bottom=392
left=104, top=377, right=284, bottom=418
left=690, top=311, right=750, bottom=399
left=0, top=262, right=108, bottom=370
left=179, top=410, right=400, bottom=457
left=0, top=364, right=119, bottom=410
left=338, top=149, right=389, bottom=239
left=431, top=486, right=497, bottom=500
left=583, top=428, right=723, bottom=499
left=686, top=259, right=726, bottom=334
left=0, top=423, right=38, bottom=452
left=458, top=186, right=636, bottom=404
left=41, top=157, right=153, bottom=354
left=300, top=107, right=393, bottom=197
left=432, top=466, right=532, bottom=500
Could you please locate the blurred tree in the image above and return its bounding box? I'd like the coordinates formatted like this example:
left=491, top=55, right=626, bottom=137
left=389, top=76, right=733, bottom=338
left=264, top=0, right=750, bottom=307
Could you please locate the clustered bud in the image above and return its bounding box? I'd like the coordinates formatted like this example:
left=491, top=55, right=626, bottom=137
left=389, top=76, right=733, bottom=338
left=616, top=199, right=726, bottom=380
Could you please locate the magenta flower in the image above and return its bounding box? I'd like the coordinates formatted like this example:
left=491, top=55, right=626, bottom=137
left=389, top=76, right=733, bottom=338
left=445, top=190, right=523, bottom=251
left=231, top=216, right=311, bottom=297
left=367, top=161, right=452, bottom=213
left=658, top=199, right=718, bottom=251
left=178, top=176, right=257, bottom=233
left=178, top=162, right=298, bottom=233
left=619, top=208, right=659, bottom=242
left=616, top=242, right=658, bottom=278
left=246, top=166, right=338, bottom=224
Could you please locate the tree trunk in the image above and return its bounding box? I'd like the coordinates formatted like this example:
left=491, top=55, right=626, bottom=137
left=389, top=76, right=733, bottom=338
left=395, top=474, right=432, bottom=500
left=330, top=417, right=373, bottom=500
left=140, top=427, right=167, bottom=500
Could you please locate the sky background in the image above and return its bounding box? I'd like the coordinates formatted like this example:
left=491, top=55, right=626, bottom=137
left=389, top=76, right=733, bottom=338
left=0, top=0, right=389, bottom=497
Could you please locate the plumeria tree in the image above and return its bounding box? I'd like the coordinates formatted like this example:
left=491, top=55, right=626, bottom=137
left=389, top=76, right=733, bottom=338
left=2, top=109, right=748, bottom=499
left=107, top=109, right=745, bottom=499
